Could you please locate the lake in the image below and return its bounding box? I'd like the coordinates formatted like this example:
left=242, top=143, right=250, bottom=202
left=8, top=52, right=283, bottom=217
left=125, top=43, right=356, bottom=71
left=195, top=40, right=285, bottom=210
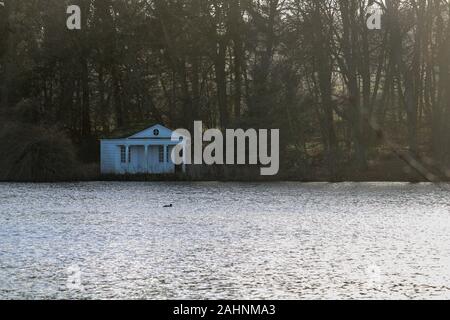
left=1, top=182, right=450, bottom=299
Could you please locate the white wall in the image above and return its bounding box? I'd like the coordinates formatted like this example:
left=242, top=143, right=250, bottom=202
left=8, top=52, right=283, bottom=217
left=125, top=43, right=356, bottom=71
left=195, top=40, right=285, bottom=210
left=101, top=140, right=178, bottom=175
left=100, top=141, right=118, bottom=174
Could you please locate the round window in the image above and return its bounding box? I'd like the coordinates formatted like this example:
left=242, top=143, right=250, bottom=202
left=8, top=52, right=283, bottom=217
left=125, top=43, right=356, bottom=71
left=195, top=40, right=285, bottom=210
left=153, top=129, right=160, bottom=136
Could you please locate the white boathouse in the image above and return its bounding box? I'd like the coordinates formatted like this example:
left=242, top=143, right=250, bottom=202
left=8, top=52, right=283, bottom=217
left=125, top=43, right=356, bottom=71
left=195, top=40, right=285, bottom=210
left=100, top=124, right=186, bottom=175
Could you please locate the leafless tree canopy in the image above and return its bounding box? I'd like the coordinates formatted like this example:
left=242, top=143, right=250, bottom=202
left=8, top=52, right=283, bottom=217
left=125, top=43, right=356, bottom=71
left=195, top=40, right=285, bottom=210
left=1, top=0, right=450, bottom=180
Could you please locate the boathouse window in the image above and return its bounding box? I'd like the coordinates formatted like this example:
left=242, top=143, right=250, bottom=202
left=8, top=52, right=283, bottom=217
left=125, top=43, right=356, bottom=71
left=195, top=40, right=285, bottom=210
left=159, top=146, right=164, bottom=163
left=120, top=146, right=126, bottom=163
left=166, top=146, right=171, bottom=163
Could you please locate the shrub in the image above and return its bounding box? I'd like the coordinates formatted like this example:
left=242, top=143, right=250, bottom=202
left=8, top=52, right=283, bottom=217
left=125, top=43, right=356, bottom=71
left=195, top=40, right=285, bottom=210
left=0, top=122, right=81, bottom=182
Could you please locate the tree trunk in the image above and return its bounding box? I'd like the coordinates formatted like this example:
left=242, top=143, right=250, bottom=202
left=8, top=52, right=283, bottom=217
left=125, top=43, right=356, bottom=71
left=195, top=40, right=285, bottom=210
left=0, top=0, right=12, bottom=109
left=81, top=57, right=91, bottom=138
left=215, top=38, right=229, bottom=129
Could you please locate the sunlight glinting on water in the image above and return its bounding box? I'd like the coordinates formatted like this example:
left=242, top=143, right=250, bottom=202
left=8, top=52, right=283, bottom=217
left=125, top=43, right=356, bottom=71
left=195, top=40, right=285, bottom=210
left=1, top=182, right=450, bottom=299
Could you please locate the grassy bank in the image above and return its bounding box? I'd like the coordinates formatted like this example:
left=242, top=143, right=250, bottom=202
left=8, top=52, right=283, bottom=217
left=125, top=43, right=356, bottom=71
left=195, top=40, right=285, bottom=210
left=79, top=157, right=450, bottom=183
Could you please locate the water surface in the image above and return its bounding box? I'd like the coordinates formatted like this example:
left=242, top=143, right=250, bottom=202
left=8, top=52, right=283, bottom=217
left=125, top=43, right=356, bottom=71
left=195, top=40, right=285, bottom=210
left=1, top=182, right=450, bottom=299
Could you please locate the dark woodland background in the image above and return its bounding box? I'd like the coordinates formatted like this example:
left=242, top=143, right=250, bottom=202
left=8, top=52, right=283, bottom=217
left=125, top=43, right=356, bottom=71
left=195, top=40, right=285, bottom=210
left=1, top=0, right=450, bottom=181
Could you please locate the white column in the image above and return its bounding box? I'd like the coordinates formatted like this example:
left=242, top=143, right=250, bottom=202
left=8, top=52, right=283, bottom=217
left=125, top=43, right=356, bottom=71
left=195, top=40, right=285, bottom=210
left=163, top=145, right=168, bottom=171
left=182, top=141, right=187, bottom=173
left=125, top=145, right=129, bottom=173
left=144, top=145, right=149, bottom=173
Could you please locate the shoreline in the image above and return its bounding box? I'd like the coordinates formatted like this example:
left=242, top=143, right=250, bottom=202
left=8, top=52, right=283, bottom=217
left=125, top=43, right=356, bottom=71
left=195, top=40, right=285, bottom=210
left=1, top=176, right=448, bottom=184
left=2, top=157, right=449, bottom=183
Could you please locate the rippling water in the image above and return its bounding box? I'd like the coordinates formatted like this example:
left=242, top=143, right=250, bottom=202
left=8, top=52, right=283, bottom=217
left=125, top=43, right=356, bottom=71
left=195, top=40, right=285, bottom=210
left=1, top=182, right=450, bottom=299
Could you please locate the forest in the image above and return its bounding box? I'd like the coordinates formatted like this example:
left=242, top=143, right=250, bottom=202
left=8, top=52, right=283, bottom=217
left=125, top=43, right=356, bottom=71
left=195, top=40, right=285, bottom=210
left=1, top=0, right=450, bottom=181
